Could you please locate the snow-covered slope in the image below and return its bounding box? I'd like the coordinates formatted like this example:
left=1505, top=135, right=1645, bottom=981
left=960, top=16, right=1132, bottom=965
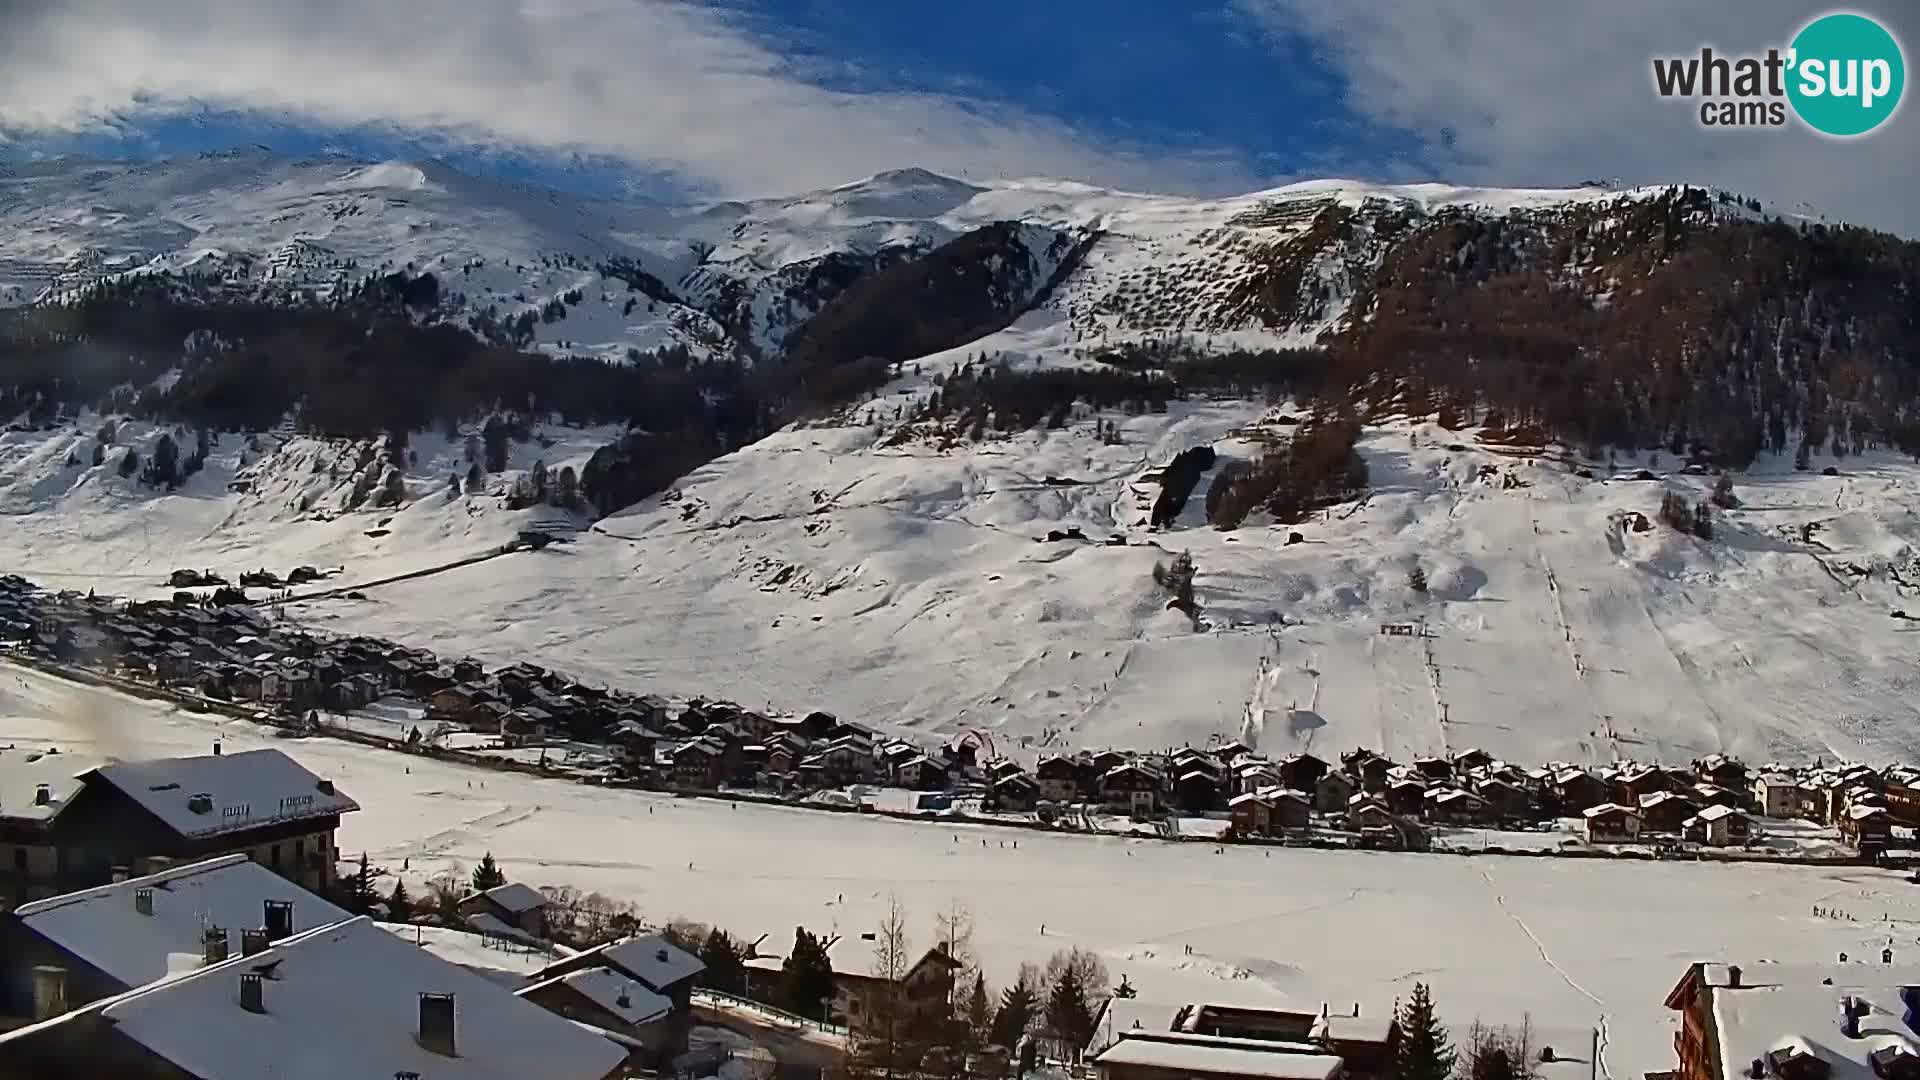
left=6, top=381, right=1917, bottom=770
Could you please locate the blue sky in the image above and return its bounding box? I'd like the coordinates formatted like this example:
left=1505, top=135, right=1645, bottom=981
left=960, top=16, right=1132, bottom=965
left=0, top=0, right=1914, bottom=231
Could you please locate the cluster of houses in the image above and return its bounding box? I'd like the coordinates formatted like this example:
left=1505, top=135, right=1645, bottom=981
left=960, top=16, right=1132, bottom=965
left=5, top=573, right=1915, bottom=861
left=973, top=743, right=1914, bottom=856
left=0, top=744, right=712, bottom=1078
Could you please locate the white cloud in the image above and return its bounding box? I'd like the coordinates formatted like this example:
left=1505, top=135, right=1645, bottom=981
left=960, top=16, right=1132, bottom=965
left=1236, top=0, right=1920, bottom=236
left=0, top=0, right=1260, bottom=199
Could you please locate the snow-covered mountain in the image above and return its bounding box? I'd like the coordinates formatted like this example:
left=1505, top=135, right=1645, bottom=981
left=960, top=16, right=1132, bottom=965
left=3, top=152, right=1914, bottom=770
left=0, top=152, right=1727, bottom=362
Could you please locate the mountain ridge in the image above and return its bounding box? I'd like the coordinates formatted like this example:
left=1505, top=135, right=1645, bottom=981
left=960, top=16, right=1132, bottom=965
left=2, top=153, right=1919, bottom=767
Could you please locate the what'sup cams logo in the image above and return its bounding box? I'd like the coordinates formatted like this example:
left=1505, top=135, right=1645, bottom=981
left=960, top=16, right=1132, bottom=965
left=1652, top=11, right=1905, bottom=136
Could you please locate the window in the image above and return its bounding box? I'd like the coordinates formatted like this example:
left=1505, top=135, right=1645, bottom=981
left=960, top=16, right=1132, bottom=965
left=271, top=844, right=281, bottom=867
left=294, top=838, right=305, bottom=863
left=13, top=847, right=25, bottom=871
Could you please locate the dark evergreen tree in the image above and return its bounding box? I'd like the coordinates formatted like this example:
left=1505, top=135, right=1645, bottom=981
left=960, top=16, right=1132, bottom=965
left=1394, top=983, right=1455, bottom=1080
left=1711, top=472, right=1738, bottom=508
left=1408, top=565, right=1429, bottom=593
left=144, top=433, right=179, bottom=488
left=1045, top=964, right=1095, bottom=1061
left=778, top=927, right=836, bottom=1020
left=966, top=972, right=993, bottom=1043
left=700, top=929, right=747, bottom=994
left=387, top=877, right=412, bottom=921
left=470, top=851, right=506, bottom=893
left=991, top=971, right=1035, bottom=1049
left=352, top=853, right=375, bottom=915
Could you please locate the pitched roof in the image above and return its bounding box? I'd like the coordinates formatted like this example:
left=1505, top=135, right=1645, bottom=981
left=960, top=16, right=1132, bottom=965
left=523, top=968, right=671, bottom=1026
left=82, top=749, right=359, bottom=840
left=14, top=854, right=349, bottom=990
left=0, top=745, right=95, bottom=823
left=0, top=917, right=626, bottom=1080
left=587, top=932, right=706, bottom=992
left=1697, top=804, right=1745, bottom=823
left=474, top=882, right=548, bottom=914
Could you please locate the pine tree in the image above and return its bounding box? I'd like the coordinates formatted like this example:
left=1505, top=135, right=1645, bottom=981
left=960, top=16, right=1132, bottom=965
left=779, top=927, right=836, bottom=1020
left=388, top=878, right=412, bottom=921
left=991, top=968, right=1036, bottom=1049
left=1710, top=472, right=1738, bottom=508
left=465, top=461, right=484, bottom=493
left=1046, top=963, right=1095, bottom=1061
left=701, top=929, right=747, bottom=994
left=145, top=432, right=180, bottom=488
left=1395, top=983, right=1455, bottom=1080
left=966, top=972, right=993, bottom=1043
left=470, top=852, right=506, bottom=893
left=352, top=853, right=375, bottom=914
left=1408, top=565, right=1429, bottom=593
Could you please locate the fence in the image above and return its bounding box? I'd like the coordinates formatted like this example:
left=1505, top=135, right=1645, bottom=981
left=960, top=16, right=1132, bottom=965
left=694, top=988, right=849, bottom=1037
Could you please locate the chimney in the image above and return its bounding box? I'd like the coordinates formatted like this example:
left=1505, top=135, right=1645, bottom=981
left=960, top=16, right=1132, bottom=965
left=1729, top=965, right=1743, bottom=988
left=188, top=793, right=213, bottom=814
left=239, top=972, right=264, bottom=1013
left=203, top=925, right=230, bottom=965
left=657, top=947, right=670, bottom=964
left=241, top=929, right=270, bottom=957
left=264, top=900, right=294, bottom=941
left=316, top=778, right=335, bottom=796
left=418, top=993, right=457, bottom=1057
left=1750, top=1059, right=1766, bottom=1079
left=1887, top=948, right=1896, bottom=965
left=617, top=986, right=632, bottom=1010
left=33, top=783, right=51, bottom=806
left=31, top=966, right=68, bottom=1021
left=135, top=887, right=155, bottom=916
left=1843, top=952, right=1852, bottom=963
left=213, top=741, right=222, bottom=756
left=111, top=866, right=130, bottom=884
left=1843, top=995, right=1861, bottom=1039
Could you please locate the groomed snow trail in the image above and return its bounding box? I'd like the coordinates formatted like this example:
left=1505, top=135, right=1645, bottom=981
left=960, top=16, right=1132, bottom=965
left=1479, top=867, right=1612, bottom=1080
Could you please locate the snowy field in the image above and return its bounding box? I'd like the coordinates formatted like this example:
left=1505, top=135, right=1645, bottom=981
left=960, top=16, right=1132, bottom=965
left=9, top=662, right=1920, bottom=1080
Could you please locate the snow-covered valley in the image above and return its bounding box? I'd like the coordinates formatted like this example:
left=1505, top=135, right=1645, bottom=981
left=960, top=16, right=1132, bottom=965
left=7, top=660, right=1919, bottom=1080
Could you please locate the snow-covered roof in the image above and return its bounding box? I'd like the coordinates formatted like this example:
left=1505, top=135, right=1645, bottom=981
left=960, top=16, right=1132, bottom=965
left=1848, top=804, right=1890, bottom=821
left=1092, top=1035, right=1342, bottom=1080
left=383, top=924, right=573, bottom=989
left=473, top=881, right=548, bottom=914
left=0, top=745, right=94, bottom=822
left=1583, top=803, right=1642, bottom=819
left=1697, top=804, right=1744, bottom=823
left=83, top=748, right=358, bottom=840
left=14, top=853, right=349, bottom=990
left=1313, top=1014, right=1395, bottom=1044
left=591, top=932, right=706, bottom=992
left=8, top=917, right=626, bottom=1080
left=523, top=967, right=672, bottom=1026
left=1710, top=962, right=1920, bottom=1080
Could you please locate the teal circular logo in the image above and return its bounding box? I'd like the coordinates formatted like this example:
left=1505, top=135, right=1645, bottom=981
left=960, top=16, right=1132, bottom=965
left=1787, top=13, right=1905, bottom=136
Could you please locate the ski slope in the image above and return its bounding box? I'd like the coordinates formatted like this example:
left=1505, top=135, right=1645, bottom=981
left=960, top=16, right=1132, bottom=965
left=4, top=391, right=1918, bottom=769
left=8, top=661, right=1920, bottom=1080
